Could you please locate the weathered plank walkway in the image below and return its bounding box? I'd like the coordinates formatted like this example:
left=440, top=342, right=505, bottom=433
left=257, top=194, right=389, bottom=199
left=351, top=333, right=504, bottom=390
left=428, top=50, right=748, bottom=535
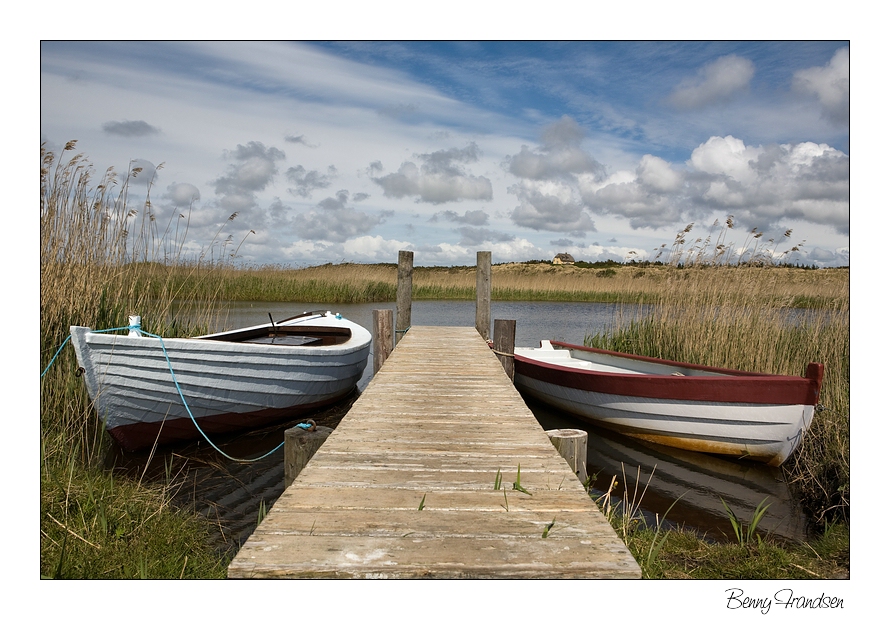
left=227, top=326, right=641, bottom=578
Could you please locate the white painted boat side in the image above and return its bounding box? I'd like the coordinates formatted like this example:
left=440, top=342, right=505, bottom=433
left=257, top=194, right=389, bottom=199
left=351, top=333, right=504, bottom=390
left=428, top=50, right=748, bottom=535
left=69, top=312, right=370, bottom=432
left=513, top=373, right=813, bottom=466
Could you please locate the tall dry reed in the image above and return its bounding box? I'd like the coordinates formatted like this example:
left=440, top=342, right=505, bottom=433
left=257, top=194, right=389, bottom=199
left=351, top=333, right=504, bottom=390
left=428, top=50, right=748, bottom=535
left=40, top=142, right=238, bottom=577
left=585, top=269, right=850, bottom=524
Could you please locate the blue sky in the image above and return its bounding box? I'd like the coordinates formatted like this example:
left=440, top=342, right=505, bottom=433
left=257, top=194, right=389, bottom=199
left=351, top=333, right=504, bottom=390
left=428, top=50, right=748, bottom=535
left=40, top=40, right=850, bottom=267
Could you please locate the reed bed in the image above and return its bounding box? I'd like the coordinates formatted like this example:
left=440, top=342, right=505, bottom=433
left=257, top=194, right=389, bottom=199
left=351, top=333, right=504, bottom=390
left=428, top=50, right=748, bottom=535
left=584, top=271, right=850, bottom=526
left=146, top=260, right=848, bottom=308
left=40, top=142, right=230, bottom=577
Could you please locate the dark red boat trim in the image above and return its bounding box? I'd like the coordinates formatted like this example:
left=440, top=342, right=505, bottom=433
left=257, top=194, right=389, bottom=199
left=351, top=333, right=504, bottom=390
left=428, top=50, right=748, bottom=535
left=514, top=341, right=823, bottom=406
left=107, top=392, right=353, bottom=452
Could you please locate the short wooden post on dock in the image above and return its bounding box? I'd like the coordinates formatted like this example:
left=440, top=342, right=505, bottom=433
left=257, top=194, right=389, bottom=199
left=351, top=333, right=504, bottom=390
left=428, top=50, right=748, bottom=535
left=372, top=309, right=394, bottom=373
left=284, top=424, right=334, bottom=487
left=492, top=319, right=515, bottom=380
left=546, top=428, right=589, bottom=484
left=475, top=250, right=491, bottom=340
left=396, top=250, right=413, bottom=345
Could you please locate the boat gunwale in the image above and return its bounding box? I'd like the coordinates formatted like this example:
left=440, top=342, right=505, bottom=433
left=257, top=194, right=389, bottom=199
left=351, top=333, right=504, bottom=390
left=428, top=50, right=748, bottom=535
left=514, top=340, right=823, bottom=406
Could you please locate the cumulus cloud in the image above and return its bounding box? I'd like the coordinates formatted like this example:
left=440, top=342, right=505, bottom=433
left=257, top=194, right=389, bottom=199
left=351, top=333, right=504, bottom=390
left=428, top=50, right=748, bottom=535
left=213, top=141, right=286, bottom=213
left=126, top=158, right=158, bottom=187
left=509, top=183, right=596, bottom=235
left=342, top=235, right=412, bottom=260
left=582, top=135, right=849, bottom=236
left=792, top=47, right=849, bottom=127
left=102, top=120, right=160, bottom=137
left=164, top=182, right=200, bottom=206
left=457, top=226, right=515, bottom=246
left=504, top=117, right=601, bottom=235
left=295, top=189, right=386, bottom=242
left=286, top=164, right=337, bottom=198
left=507, top=116, right=604, bottom=180
left=668, top=55, right=755, bottom=109
left=429, top=209, right=489, bottom=225
left=372, top=143, right=493, bottom=204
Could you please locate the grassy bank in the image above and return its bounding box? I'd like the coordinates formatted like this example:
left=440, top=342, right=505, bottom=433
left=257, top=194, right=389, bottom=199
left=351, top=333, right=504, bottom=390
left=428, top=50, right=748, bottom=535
left=131, top=260, right=847, bottom=309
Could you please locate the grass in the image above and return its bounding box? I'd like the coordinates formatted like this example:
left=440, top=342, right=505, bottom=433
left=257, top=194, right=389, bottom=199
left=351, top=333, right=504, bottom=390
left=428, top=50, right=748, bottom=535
left=593, top=466, right=849, bottom=579
left=623, top=523, right=850, bottom=580
left=139, top=259, right=847, bottom=308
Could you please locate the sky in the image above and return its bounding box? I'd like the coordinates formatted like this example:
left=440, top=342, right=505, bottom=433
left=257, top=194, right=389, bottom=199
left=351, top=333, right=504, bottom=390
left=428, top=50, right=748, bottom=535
left=40, top=40, right=851, bottom=268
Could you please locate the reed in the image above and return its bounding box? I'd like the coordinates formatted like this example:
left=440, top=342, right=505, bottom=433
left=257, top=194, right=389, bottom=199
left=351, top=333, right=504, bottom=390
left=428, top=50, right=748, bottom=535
left=584, top=269, right=850, bottom=525
left=40, top=142, right=238, bottom=577
left=151, top=260, right=847, bottom=308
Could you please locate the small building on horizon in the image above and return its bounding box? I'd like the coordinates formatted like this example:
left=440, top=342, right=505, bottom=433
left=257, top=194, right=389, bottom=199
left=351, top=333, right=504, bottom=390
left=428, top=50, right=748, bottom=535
left=552, top=253, right=575, bottom=265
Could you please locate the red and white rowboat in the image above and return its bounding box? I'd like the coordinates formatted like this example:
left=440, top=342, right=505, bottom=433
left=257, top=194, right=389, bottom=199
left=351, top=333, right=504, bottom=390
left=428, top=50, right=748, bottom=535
left=513, top=340, right=824, bottom=466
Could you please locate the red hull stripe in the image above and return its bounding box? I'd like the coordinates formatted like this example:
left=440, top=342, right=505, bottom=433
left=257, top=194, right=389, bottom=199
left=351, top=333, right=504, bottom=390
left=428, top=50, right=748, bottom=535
left=107, top=392, right=351, bottom=452
left=516, top=343, right=823, bottom=406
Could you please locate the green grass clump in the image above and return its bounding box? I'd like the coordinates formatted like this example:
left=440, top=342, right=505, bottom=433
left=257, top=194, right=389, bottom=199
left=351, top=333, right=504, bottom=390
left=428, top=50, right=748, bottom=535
left=624, top=524, right=849, bottom=580
left=41, top=460, right=226, bottom=579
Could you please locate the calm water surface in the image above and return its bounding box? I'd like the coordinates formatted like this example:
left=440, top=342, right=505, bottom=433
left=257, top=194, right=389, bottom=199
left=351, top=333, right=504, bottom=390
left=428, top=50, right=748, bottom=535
left=111, top=300, right=811, bottom=553
left=219, top=299, right=639, bottom=389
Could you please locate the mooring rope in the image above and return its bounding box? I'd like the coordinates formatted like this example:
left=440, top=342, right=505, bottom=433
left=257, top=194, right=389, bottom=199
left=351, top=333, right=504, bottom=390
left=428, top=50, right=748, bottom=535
left=40, top=322, right=315, bottom=463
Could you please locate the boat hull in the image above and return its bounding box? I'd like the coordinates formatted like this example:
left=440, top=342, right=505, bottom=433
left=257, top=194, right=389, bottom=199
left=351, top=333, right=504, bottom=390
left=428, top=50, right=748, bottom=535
left=70, top=312, right=371, bottom=451
left=514, top=341, right=823, bottom=467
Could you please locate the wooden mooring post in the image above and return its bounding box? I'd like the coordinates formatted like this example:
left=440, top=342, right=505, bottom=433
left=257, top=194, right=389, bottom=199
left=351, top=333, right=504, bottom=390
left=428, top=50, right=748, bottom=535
left=372, top=309, right=394, bottom=373
left=284, top=424, right=334, bottom=487
left=475, top=250, right=491, bottom=340
left=396, top=250, right=413, bottom=345
left=546, top=428, right=589, bottom=484
left=492, top=319, right=515, bottom=380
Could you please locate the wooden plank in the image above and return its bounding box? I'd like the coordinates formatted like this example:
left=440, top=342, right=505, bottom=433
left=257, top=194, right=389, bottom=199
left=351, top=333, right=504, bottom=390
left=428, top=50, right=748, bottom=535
left=227, top=326, right=641, bottom=579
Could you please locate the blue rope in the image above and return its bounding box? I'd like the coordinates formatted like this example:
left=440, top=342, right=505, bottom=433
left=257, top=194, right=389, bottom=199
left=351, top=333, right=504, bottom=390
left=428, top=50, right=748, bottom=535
left=40, top=323, right=315, bottom=463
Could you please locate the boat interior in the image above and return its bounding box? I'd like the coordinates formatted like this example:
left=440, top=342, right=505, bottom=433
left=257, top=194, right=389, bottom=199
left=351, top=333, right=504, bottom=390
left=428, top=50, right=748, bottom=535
left=201, top=325, right=353, bottom=347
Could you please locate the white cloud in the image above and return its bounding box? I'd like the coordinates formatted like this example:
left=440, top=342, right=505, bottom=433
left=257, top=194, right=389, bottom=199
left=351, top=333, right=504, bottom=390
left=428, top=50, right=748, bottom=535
left=506, top=116, right=604, bottom=180
left=342, top=235, right=412, bottom=261
left=164, top=182, right=200, bottom=206
left=295, top=190, right=387, bottom=242
left=576, top=136, right=849, bottom=238
left=668, top=55, right=755, bottom=109
left=793, top=47, right=849, bottom=127
left=636, top=155, right=683, bottom=194
left=372, top=143, right=494, bottom=204
left=688, top=135, right=760, bottom=184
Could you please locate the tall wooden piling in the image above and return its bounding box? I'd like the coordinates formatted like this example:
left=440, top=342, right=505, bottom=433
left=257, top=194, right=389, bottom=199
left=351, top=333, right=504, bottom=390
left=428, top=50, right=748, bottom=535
left=373, top=309, right=394, bottom=373
left=396, top=250, right=413, bottom=345
left=492, top=319, right=515, bottom=380
left=475, top=251, right=491, bottom=340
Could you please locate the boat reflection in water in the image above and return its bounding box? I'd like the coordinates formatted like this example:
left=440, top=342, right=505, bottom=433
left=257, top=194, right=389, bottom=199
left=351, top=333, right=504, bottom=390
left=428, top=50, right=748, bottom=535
left=527, top=398, right=811, bottom=543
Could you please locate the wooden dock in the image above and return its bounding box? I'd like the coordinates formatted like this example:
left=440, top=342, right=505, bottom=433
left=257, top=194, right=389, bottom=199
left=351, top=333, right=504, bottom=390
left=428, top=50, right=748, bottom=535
left=227, top=326, right=641, bottom=579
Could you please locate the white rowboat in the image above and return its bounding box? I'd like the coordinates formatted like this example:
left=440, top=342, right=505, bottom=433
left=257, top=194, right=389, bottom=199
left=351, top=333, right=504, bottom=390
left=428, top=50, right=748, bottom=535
left=70, top=311, right=371, bottom=451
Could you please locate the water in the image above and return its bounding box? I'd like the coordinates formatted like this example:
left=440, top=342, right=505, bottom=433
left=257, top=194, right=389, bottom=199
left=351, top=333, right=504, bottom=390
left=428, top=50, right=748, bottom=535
left=109, top=300, right=811, bottom=553
left=219, top=300, right=637, bottom=389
